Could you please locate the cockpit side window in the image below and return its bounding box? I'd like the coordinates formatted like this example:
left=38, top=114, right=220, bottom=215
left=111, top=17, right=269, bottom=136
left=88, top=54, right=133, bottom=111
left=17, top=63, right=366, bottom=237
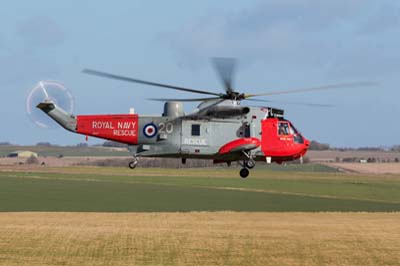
left=289, top=122, right=304, bottom=143
left=290, top=123, right=299, bottom=134
left=278, top=122, right=290, bottom=135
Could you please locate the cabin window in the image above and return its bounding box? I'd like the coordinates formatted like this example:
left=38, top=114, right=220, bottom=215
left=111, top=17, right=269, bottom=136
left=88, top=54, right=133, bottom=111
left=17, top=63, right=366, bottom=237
left=244, top=124, right=251, bottom=137
left=191, top=124, right=200, bottom=136
left=278, top=122, right=290, bottom=135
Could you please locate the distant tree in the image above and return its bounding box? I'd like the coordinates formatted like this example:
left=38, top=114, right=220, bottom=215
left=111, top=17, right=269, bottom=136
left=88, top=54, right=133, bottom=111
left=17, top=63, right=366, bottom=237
left=309, top=141, right=330, bottom=151
left=391, top=145, right=400, bottom=152
left=36, top=142, right=53, bottom=147
left=102, top=141, right=127, bottom=148
left=357, top=147, right=383, bottom=151
left=0, top=142, right=11, bottom=146
left=76, top=143, right=88, bottom=147
left=342, top=157, right=358, bottom=163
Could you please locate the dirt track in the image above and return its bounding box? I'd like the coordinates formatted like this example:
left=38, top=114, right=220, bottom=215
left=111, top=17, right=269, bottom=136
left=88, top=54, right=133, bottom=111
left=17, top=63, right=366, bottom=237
left=0, top=156, right=129, bottom=167
left=327, top=163, right=400, bottom=175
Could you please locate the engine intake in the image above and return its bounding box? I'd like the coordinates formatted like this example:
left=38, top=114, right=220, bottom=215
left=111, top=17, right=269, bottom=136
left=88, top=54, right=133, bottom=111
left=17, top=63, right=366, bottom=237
left=163, top=101, right=184, bottom=118
left=206, top=106, right=250, bottom=118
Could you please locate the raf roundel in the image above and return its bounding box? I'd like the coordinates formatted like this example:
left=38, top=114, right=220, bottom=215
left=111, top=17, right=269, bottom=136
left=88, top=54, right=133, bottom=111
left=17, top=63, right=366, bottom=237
left=143, top=123, right=158, bottom=138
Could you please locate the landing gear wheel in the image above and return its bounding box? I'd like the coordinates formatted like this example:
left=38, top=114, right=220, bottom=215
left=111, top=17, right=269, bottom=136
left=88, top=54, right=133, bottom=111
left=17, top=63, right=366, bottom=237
left=240, top=168, right=249, bottom=178
left=128, top=159, right=138, bottom=169
left=245, top=159, right=255, bottom=169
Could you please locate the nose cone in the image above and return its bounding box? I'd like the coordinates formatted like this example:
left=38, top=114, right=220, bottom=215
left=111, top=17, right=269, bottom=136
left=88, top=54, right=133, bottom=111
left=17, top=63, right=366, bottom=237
left=304, top=138, right=310, bottom=147
left=299, top=136, right=310, bottom=157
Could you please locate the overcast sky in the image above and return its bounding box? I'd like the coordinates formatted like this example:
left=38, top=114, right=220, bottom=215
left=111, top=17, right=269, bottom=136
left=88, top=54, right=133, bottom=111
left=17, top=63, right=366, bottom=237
left=0, top=1, right=399, bottom=147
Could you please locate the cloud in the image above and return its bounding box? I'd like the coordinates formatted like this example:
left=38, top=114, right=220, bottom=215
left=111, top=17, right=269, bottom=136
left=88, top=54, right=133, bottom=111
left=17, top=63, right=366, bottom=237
left=0, top=53, right=60, bottom=85
left=357, top=3, right=400, bottom=35
left=0, top=17, right=65, bottom=85
left=163, top=0, right=400, bottom=78
left=16, top=16, right=66, bottom=48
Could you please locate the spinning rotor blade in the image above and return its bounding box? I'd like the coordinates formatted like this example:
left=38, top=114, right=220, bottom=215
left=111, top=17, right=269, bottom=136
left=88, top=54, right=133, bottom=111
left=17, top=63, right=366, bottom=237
left=245, top=98, right=334, bottom=107
left=245, top=82, right=377, bottom=98
left=26, top=80, right=74, bottom=129
left=148, top=97, right=221, bottom=102
left=192, top=98, right=226, bottom=117
left=212, top=57, right=236, bottom=93
left=82, top=69, right=221, bottom=97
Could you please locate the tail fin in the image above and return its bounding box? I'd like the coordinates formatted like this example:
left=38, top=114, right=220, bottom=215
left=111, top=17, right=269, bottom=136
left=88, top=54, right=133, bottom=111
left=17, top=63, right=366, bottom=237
left=36, top=101, right=77, bottom=132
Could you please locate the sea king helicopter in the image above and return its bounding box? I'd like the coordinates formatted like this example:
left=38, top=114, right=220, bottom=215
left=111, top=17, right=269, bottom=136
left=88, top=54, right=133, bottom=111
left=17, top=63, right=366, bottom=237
left=34, top=58, right=372, bottom=178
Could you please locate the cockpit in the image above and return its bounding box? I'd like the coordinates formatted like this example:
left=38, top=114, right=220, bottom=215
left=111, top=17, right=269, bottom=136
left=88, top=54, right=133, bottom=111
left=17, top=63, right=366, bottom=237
left=278, top=120, right=304, bottom=144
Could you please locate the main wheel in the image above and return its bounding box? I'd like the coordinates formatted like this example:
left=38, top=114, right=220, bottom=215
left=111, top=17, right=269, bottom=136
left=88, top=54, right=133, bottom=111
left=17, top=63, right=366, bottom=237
left=239, top=168, right=249, bottom=178
left=245, top=159, right=255, bottom=169
left=128, top=161, right=137, bottom=169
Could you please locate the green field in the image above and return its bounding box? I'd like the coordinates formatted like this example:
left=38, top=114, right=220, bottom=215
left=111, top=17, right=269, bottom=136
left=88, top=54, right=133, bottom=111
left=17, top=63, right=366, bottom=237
left=1, top=167, right=400, bottom=212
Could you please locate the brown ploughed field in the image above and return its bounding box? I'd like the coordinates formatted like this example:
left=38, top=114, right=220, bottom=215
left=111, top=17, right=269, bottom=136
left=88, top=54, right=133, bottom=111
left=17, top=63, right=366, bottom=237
left=1, top=212, right=399, bottom=266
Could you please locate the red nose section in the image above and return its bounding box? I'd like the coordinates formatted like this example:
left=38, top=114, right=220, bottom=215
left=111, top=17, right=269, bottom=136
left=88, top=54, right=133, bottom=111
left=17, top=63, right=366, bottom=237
left=299, top=137, right=310, bottom=157
left=219, top=137, right=260, bottom=155
left=304, top=138, right=310, bottom=147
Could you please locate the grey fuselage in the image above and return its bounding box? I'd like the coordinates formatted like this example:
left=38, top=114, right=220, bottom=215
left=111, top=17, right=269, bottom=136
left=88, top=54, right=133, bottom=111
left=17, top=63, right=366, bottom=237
left=130, top=105, right=268, bottom=161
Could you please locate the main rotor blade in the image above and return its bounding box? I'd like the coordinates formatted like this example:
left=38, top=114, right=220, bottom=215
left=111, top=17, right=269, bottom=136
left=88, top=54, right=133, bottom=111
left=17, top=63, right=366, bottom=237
left=245, top=98, right=334, bottom=107
left=148, top=97, right=221, bottom=102
left=245, top=82, right=377, bottom=98
left=82, top=69, right=221, bottom=97
left=212, top=57, right=236, bottom=93
left=195, top=99, right=226, bottom=117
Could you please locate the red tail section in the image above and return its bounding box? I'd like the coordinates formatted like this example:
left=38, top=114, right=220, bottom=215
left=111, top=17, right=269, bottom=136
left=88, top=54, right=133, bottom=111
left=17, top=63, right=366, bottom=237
left=76, top=115, right=138, bottom=144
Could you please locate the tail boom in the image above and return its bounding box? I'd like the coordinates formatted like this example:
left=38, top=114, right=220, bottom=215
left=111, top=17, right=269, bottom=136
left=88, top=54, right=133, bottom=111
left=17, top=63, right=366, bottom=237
left=37, top=102, right=139, bottom=144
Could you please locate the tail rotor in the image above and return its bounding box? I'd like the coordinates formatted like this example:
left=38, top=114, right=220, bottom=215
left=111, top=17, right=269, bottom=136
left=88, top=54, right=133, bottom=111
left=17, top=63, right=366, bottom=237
left=26, top=80, right=74, bottom=129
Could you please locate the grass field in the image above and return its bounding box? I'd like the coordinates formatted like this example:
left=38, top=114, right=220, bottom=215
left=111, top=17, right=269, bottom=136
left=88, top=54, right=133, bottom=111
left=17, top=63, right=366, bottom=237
left=1, top=167, right=400, bottom=212
left=1, top=166, right=400, bottom=265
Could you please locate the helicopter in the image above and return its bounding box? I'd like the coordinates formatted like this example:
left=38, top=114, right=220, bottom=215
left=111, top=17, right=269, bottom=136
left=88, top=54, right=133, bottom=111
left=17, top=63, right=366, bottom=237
left=35, top=58, right=373, bottom=178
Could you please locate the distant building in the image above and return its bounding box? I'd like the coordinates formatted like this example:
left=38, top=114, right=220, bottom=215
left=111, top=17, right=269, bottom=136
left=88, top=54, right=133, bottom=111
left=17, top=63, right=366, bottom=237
left=7, top=151, right=38, bottom=158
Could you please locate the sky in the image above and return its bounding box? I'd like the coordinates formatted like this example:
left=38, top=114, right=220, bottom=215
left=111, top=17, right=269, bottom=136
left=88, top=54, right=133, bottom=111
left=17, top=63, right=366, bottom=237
left=0, top=0, right=399, bottom=147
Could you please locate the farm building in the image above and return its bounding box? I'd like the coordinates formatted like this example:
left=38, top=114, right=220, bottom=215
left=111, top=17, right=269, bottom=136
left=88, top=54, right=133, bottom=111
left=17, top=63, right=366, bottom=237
left=7, top=151, right=38, bottom=158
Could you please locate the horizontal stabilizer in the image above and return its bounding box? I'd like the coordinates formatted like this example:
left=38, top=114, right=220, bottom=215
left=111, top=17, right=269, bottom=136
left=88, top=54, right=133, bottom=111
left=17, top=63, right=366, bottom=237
left=36, top=102, right=55, bottom=113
